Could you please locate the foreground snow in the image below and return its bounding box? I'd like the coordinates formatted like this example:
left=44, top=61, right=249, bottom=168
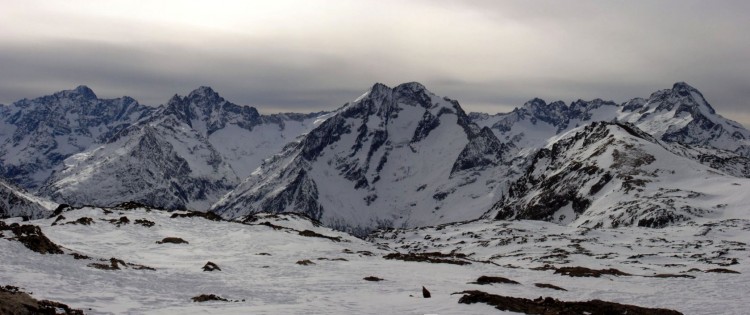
left=1, top=207, right=747, bottom=314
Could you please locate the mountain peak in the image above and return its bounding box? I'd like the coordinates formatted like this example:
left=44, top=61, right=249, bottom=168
left=187, top=86, right=222, bottom=101
left=669, top=82, right=715, bottom=115
left=394, top=82, right=428, bottom=92
left=363, top=82, right=431, bottom=100
left=58, top=85, right=97, bottom=100
left=672, top=81, right=697, bottom=93
left=520, top=98, right=551, bottom=111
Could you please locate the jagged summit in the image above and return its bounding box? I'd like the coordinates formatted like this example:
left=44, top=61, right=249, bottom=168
left=161, top=86, right=261, bottom=136
left=16, top=85, right=100, bottom=105
left=369, top=82, right=428, bottom=92
left=638, top=81, right=717, bottom=115
left=186, top=86, right=223, bottom=102
left=168, top=86, right=229, bottom=108
left=393, top=81, right=428, bottom=92
left=42, top=85, right=98, bottom=100
left=671, top=82, right=707, bottom=103
left=352, top=82, right=436, bottom=112
left=72, top=85, right=97, bottom=99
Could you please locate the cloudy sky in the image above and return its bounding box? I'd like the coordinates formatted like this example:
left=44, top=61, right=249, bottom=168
left=1, top=0, right=749, bottom=125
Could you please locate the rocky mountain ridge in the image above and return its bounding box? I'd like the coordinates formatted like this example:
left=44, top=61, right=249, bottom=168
left=38, top=86, right=328, bottom=210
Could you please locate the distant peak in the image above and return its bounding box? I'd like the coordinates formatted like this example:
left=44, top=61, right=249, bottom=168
left=180, top=86, right=224, bottom=110
left=523, top=98, right=547, bottom=108
left=188, top=86, right=221, bottom=99
left=369, top=82, right=392, bottom=94
left=366, top=82, right=431, bottom=96
left=672, top=81, right=697, bottom=91
left=665, top=82, right=716, bottom=115
left=69, top=85, right=97, bottom=99
left=167, top=94, right=182, bottom=103
left=669, top=81, right=703, bottom=99
left=395, top=82, right=428, bottom=92
left=371, top=82, right=389, bottom=89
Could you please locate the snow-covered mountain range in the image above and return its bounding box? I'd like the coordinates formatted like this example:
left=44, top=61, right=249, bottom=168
left=0, top=85, right=328, bottom=210
left=39, top=87, right=328, bottom=210
left=473, top=82, right=750, bottom=164
left=0, top=82, right=748, bottom=234
left=213, top=82, right=750, bottom=234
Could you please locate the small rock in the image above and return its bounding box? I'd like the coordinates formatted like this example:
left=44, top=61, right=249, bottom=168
left=134, top=219, right=155, bottom=227
left=156, top=237, right=188, bottom=244
left=70, top=253, right=91, bottom=260
left=534, top=283, right=567, bottom=291
left=705, top=268, right=740, bottom=274
left=67, top=217, right=94, bottom=225
left=191, top=294, right=228, bottom=302
left=51, top=215, right=66, bottom=226
left=203, top=261, right=221, bottom=272
left=472, top=276, right=520, bottom=285
left=422, top=286, right=431, bottom=298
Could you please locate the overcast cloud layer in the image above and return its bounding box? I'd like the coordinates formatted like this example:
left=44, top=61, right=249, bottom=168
left=1, top=0, right=749, bottom=125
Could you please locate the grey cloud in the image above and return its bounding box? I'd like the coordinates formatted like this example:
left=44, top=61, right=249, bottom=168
left=0, top=1, right=748, bottom=127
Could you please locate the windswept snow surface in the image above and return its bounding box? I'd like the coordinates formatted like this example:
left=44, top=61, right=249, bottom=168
left=0, top=207, right=746, bottom=314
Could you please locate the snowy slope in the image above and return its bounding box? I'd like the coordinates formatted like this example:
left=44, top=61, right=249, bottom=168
left=491, top=121, right=750, bottom=228
left=213, top=83, right=517, bottom=235
left=1, top=206, right=747, bottom=314
left=371, top=216, right=750, bottom=315
left=39, top=87, right=328, bottom=211
left=0, top=86, right=153, bottom=190
left=0, top=179, right=56, bottom=219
